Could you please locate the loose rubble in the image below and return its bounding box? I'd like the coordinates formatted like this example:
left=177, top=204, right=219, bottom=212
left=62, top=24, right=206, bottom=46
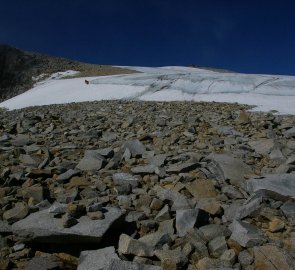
left=0, top=100, right=295, bottom=269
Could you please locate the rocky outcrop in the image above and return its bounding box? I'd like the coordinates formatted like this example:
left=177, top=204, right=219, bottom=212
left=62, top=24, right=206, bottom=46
left=0, top=44, right=135, bottom=102
left=0, top=100, right=295, bottom=269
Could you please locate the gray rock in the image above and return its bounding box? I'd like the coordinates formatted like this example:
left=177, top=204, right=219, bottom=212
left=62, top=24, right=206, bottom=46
left=223, top=196, right=262, bottom=222
left=76, top=150, right=106, bottom=171
left=57, top=169, right=80, bottom=183
left=97, top=147, right=114, bottom=158
left=208, top=236, right=228, bottom=258
left=220, top=249, right=236, bottom=266
left=138, top=232, right=172, bottom=248
left=222, top=186, right=244, bottom=199
left=131, top=164, right=157, bottom=175
left=0, top=220, right=12, bottom=233
left=158, top=219, right=175, bottom=235
left=284, top=127, right=295, bottom=138
left=199, top=224, right=231, bottom=242
left=176, top=209, right=200, bottom=237
left=11, top=134, right=33, bottom=146
left=149, top=154, right=167, bottom=167
left=106, top=259, right=163, bottom=270
left=155, top=204, right=171, bottom=222
left=0, top=236, right=8, bottom=249
left=207, top=153, right=253, bottom=185
left=62, top=213, right=78, bottom=228
left=166, top=161, right=200, bottom=174
left=154, top=185, right=194, bottom=210
left=245, top=173, right=295, bottom=200
left=124, top=140, right=146, bottom=157
left=19, top=154, right=41, bottom=167
left=118, top=234, right=154, bottom=257
left=25, top=256, right=63, bottom=270
left=20, top=185, right=44, bottom=203
left=77, top=246, right=119, bottom=270
left=229, top=220, right=266, bottom=248
left=113, top=172, right=139, bottom=188
left=248, top=139, right=275, bottom=155
left=238, top=250, right=253, bottom=267
left=12, top=207, right=125, bottom=243
left=3, top=202, right=29, bottom=223
left=281, top=201, right=295, bottom=225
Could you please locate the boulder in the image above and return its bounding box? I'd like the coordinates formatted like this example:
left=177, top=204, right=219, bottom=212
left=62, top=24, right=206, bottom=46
left=76, top=150, right=106, bottom=171
left=245, top=173, right=295, bottom=200
left=229, top=220, right=266, bottom=248
left=207, top=153, right=253, bottom=185
left=12, top=207, right=125, bottom=243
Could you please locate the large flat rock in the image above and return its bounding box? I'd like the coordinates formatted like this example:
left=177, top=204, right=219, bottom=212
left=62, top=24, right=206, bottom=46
left=12, top=207, right=125, bottom=243
left=245, top=173, right=295, bottom=200
left=207, top=153, right=253, bottom=185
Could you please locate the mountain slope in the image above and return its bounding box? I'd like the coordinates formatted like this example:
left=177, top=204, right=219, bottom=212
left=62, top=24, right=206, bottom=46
left=0, top=45, right=135, bottom=102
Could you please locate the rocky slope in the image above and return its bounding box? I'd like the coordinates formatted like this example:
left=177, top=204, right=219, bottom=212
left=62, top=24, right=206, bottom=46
left=0, top=100, right=295, bottom=269
left=0, top=45, right=135, bottom=102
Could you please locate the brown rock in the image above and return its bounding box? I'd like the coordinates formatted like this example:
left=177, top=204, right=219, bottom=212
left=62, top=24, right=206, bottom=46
left=254, top=245, right=294, bottom=270
left=186, top=179, right=217, bottom=200
left=268, top=217, right=285, bottom=233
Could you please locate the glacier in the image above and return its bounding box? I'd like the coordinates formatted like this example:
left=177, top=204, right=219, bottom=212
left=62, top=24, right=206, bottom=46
left=1, top=66, right=295, bottom=114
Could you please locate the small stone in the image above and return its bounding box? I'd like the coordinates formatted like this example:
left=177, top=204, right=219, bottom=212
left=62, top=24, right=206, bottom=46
left=131, top=164, right=157, bottom=175
left=124, top=140, right=146, bottom=157
left=166, top=161, right=200, bottom=174
left=66, top=203, right=86, bottom=218
left=208, top=236, right=228, bottom=258
left=118, top=234, right=154, bottom=257
left=62, top=213, right=78, bottom=228
left=238, top=250, right=254, bottom=267
left=220, top=249, right=236, bottom=266
left=76, top=150, right=106, bottom=171
left=229, top=220, right=266, bottom=248
left=112, top=172, right=139, bottom=187
left=20, top=185, right=44, bottom=203
left=196, top=257, right=230, bottom=270
left=87, top=211, right=105, bottom=220
left=154, top=249, right=188, bottom=270
left=3, top=202, right=29, bottom=223
left=155, top=204, right=171, bottom=222
left=187, top=179, right=217, bottom=200
left=12, top=243, right=25, bottom=252
left=150, top=198, right=163, bottom=210
left=199, top=224, right=231, bottom=242
left=65, top=177, right=92, bottom=189
left=176, top=209, right=205, bottom=237
left=281, top=201, right=295, bottom=225
left=57, top=169, right=80, bottom=183
left=269, top=217, right=285, bottom=232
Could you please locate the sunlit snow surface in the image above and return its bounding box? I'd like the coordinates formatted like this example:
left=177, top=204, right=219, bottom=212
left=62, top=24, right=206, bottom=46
left=1, top=66, right=295, bottom=114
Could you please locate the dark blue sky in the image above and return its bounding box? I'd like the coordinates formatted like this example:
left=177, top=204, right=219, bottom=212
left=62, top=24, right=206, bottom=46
left=1, top=0, right=295, bottom=75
